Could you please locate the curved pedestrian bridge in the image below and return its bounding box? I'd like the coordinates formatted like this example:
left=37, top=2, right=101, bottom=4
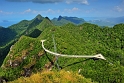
left=41, top=40, right=106, bottom=60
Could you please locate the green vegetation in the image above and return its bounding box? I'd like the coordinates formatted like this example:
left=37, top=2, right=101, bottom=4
left=0, top=28, right=16, bottom=46
left=0, top=14, right=124, bottom=83
left=38, top=23, right=124, bottom=83
left=0, top=14, right=45, bottom=66
left=1, top=36, right=49, bottom=81
left=9, top=70, right=94, bottom=83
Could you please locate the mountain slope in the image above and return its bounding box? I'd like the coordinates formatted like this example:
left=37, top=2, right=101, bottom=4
left=0, top=17, right=54, bottom=80
left=38, top=23, right=124, bottom=83
left=0, top=28, right=16, bottom=46
left=8, top=20, right=31, bottom=36
left=0, top=14, right=46, bottom=66
left=0, top=15, right=124, bottom=83
left=25, top=14, right=44, bottom=36
left=0, top=14, right=44, bottom=46
left=28, top=17, right=54, bottom=38
left=9, top=70, right=94, bottom=83
left=36, top=17, right=54, bottom=31
left=1, top=36, right=48, bottom=81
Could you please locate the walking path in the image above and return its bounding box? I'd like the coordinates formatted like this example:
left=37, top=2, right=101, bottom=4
left=41, top=40, right=106, bottom=60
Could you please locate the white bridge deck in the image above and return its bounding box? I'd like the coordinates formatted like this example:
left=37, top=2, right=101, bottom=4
left=41, top=40, right=106, bottom=60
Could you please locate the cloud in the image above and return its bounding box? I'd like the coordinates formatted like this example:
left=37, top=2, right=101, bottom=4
left=20, top=9, right=57, bottom=14
left=33, top=0, right=63, bottom=3
left=21, top=9, right=42, bottom=14
left=0, top=7, right=80, bottom=17
left=72, top=7, right=79, bottom=11
left=21, top=9, right=32, bottom=14
left=46, top=9, right=55, bottom=13
left=6, top=0, right=89, bottom=5
left=20, top=7, right=80, bottom=16
left=81, top=0, right=89, bottom=5
left=66, top=0, right=89, bottom=5
left=0, top=10, right=13, bottom=15
left=113, top=0, right=124, bottom=12
left=64, top=7, right=80, bottom=13
left=0, top=10, right=3, bottom=13
left=6, top=0, right=63, bottom=3
left=26, top=9, right=31, bottom=12
left=114, top=6, right=123, bottom=12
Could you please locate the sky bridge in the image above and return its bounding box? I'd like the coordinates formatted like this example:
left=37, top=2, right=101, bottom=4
left=41, top=40, right=106, bottom=60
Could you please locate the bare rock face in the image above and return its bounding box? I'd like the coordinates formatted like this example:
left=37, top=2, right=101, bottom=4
left=22, top=65, right=35, bottom=77
left=11, top=60, right=21, bottom=67
left=22, top=68, right=32, bottom=77
left=0, top=76, right=8, bottom=83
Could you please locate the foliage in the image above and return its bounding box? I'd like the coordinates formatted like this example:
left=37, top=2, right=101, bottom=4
left=0, top=14, right=47, bottom=66
left=0, top=40, right=16, bottom=66
left=8, top=20, right=31, bottom=36
left=9, top=70, right=94, bottom=83
left=1, top=36, right=50, bottom=81
left=0, top=28, right=16, bottom=46
left=36, top=17, right=54, bottom=31
left=39, top=23, right=124, bottom=83
left=0, top=14, right=124, bottom=83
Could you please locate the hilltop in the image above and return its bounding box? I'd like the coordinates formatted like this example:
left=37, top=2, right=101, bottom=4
left=0, top=14, right=124, bottom=83
left=0, top=14, right=52, bottom=65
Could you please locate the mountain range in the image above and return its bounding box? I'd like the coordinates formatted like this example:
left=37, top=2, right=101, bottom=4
left=52, top=15, right=124, bottom=27
left=87, top=16, right=124, bottom=27
left=52, top=15, right=86, bottom=26
left=0, top=14, right=124, bottom=83
left=1, top=15, right=124, bottom=27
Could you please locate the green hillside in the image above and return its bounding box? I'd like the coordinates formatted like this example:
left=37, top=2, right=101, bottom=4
left=0, top=28, right=16, bottom=46
left=0, top=14, right=44, bottom=47
left=8, top=20, right=31, bottom=36
left=0, top=14, right=45, bottom=66
left=38, top=23, right=124, bottom=83
left=9, top=70, right=95, bottom=83
left=0, top=15, right=124, bottom=83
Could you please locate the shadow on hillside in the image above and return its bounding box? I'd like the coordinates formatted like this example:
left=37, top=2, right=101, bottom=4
left=45, top=51, right=54, bottom=65
left=28, top=29, right=42, bottom=38
left=62, top=59, right=90, bottom=69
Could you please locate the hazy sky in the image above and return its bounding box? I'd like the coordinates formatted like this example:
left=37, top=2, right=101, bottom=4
left=0, top=0, right=124, bottom=27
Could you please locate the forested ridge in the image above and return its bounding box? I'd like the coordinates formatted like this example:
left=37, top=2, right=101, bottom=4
left=0, top=14, right=44, bottom=65
left=0, top=14, right=124, bottom=83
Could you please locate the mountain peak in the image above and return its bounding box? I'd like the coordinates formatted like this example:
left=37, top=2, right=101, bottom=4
left=45, top=17, right=52, bottom=22
left=35, top=14, right=44, bottom=21
left=57, top=15, right=63, bottom=21
left=0, top=26, right=4, bottom=29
